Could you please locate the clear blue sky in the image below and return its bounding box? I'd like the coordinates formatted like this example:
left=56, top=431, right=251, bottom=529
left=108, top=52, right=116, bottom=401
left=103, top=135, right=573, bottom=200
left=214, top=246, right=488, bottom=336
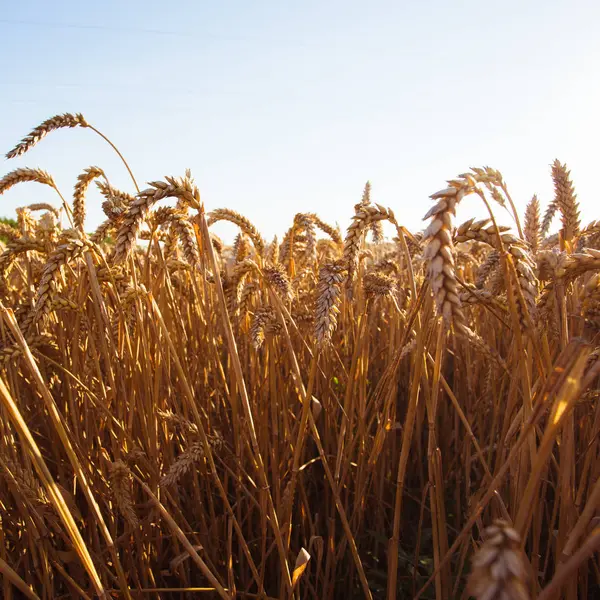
left=1, top=1, right=600, bottom=241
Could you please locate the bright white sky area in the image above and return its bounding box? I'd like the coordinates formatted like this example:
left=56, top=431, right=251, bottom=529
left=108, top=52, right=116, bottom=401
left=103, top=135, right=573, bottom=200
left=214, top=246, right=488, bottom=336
left=1, top=0, right=599, bottom=242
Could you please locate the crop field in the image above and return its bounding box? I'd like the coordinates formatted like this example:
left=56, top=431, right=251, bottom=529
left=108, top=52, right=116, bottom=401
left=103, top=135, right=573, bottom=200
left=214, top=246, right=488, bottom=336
left=0, top=113, right=598, bottom=599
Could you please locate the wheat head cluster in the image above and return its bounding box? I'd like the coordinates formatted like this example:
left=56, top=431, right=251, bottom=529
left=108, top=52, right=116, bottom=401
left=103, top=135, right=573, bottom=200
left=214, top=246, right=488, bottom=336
left=0, top=113, right=597, bottom=600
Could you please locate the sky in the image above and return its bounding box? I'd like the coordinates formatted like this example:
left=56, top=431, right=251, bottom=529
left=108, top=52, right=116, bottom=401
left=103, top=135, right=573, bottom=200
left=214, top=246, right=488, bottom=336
left=1, top=0, right=600, bottom=242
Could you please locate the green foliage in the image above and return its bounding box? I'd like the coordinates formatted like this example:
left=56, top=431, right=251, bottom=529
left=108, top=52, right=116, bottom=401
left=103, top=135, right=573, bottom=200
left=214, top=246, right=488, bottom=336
left=0, top=216, right=18, bottom=243
left=0, top=216, right=17, bottom=228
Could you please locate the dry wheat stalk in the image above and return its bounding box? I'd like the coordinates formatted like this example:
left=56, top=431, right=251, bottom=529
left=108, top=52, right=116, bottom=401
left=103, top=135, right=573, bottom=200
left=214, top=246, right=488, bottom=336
left=468, top=520, right=530, bottom=600
left=6, top=113, right=88, bottom=159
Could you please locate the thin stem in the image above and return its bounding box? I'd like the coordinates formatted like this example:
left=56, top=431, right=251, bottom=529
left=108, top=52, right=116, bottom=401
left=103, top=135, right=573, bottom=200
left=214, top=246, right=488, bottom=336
left=88, top=125, right=140, bottom=193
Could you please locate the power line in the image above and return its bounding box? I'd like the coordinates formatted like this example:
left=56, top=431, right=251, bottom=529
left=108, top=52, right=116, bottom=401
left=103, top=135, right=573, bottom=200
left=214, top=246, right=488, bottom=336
left=0, top=17, right=215, bottom=38
left=0, top=18, right=307, bottom=45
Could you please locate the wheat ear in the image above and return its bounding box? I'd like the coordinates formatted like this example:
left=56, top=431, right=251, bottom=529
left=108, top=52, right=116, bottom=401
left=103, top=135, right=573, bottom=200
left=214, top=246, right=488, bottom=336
left=314, top=260, right=346, bottom=346
left=423, top=175, right=477, bottom=323
left=73, top=167, right=105, bottom=232
left=6, top=113, right=88, bottom=159
left=344, top=204, right=397, bottom=290
left=551, top=159, right=580, bottom=246
left=114, top=175, right=200, bottom=263
left=109, top=460, right=138, bottom=528
left=0, top=168, right=56, bottom=195
left=523, top=195, right=541, bottom=254
left=468, top=520, right=530, bottom=600
left=207, top=208, right=265, bottom=256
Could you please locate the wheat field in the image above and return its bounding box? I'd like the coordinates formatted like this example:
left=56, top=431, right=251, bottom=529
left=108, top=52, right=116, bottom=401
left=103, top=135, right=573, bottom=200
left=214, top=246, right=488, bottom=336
left=0, top=113, right=597, bottom=600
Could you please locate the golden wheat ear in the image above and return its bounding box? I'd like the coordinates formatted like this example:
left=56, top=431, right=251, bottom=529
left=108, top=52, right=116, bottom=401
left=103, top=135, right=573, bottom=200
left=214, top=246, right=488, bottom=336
left=524, top=195, right=541, bottom=254
left=6, top=113, right=88, bottom=159
left=551, top=159, right=580, bottom=247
